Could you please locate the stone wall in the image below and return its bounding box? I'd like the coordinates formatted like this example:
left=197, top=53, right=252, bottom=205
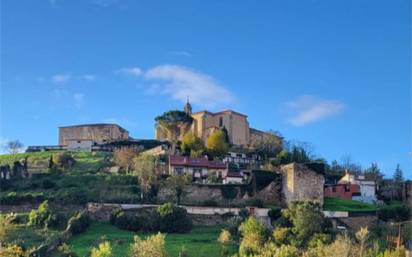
left=280, top=163, right=324, bottom=205
left=338, top=214, right=378, bottom=231
left=158, top=180, right=283, bottom=206
left=59, top=124, right=129, bottom=145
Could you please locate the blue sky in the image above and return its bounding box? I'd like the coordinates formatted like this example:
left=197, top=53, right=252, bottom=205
left=1, top=0, right=411, bottom=178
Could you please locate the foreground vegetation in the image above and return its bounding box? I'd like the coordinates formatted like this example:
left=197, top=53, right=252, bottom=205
left=67, top=222, right=236, bottom=257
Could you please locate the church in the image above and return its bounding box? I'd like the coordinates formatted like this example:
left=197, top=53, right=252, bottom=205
left=155, top=100, right=277, bottom=148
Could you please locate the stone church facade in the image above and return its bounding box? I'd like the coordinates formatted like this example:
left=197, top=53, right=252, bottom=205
left=155, top=101, right=278, bottom=147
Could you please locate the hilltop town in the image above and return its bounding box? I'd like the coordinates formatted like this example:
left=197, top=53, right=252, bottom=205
left=0, top=103, right=411, bottom=256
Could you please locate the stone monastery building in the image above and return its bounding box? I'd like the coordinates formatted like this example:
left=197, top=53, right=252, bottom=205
left=156, top=100, right=275, bottom=147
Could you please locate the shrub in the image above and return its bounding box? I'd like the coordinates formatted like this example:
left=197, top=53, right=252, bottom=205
left=113, top=148, right=138, bottom=172
left=57, top=243, right=78, bottom=257
left=129, top=233, right=167, bottom=257
left=245, top=198, right=264, bottom=208
left=202, top=199, right=218, bottom=206
left=238, top=217, right=267, bottom=256
left=109, top=209, right=140, bottom=231
left=378, top=204, right=410, bottom=222
left=53, top=152, right=76, bottom=169
left=28, top=200, right=51, bottom=228
left=54, top=188, right=88, bottom=204
left=90, top=241, right=112, bottom=257
left=66, top=211, right=90, bottom=235
left=0, top=192, right=46, bottom=205
left=157, top=203, right=192, bottom=233
left=42, top=178, right=56, bottom=189
left=268, top=207, right=282, bottom=222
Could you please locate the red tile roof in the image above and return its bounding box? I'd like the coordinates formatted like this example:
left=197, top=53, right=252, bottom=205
left=169, top=155, right=227, bottom=169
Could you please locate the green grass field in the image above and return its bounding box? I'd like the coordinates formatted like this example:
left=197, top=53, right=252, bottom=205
left=323, top=197, right=378, bottom=212
left=68, top=222, right=237, bottom=257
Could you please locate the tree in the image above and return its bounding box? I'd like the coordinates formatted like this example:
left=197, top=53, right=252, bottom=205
left=129, top=233, right=167, bottom=257
left=206, top=129, right=229, bottom=158
left=238, top=217, right=267, bottom=256
left=252, top=130, right=283, bottom=158
left=5, top=140, right=24, bottom=154
left=113, top=147, right=138, bottom=172
left=364, top=163, right=384, bottom=185
left=181, top=132, right=205, bottom=157
left=155, top=110, right=193, bottom=142
left=133, top=154, right=158, bottom=202
left=355, top=227, right=369, bottom=257
left=91, top=241, right=112, bottom=257
left=166, top=174, right=192, bottom=204
left=283, top=201, right=326, bottom=245
left=393, top=164, right=404, bottom=183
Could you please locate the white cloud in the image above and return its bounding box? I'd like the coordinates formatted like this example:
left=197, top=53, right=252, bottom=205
left=80, top=74, right=96, bottom=81
left=73, top=93, right=85, bottom=109
left=52, top=73, right=71, bottom=84
left=144, top=65, right=234, bottom=108
left=116, top=67, right=142, bottom=77
left=286, top=95, right=345, bottom=126
left=170, top=50, right=193, bottom=57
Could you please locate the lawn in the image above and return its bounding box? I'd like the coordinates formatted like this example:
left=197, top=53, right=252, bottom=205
left=68, top=222, right=237, bottom=257
left=323, top=197, right=378, bottom=212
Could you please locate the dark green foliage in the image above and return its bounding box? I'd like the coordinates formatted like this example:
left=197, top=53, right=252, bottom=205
left=66, top=211, right=90, bottom=235
left=109, top=209, right=141, bottom=231
left=220, top=186, right=238, bottom=199
left=155, top=110, right=194, bottom=124
left=378, top=204, right=410, bottom=222
left=42, top=178, right=56, bottom=189
left=157, top=203, right=193, bottom=233
left=238, top=208, right=250, bottom=219
left=268, top=207, right=282, bottom=222
left=244, top=198, right=264, bottom=208
left=0, top=191, right=46, bottom=204
left=28, top=198, right=66, bottom=228
left=55, top=188, right=88, bottom=205
left=202, top=199, right=218, bottom=206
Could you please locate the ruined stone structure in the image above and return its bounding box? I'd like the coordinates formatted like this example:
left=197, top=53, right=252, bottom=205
left=155, top=101, right=281, bottom=147
left=59, top=123, right=129, bottom=146
left=280, top=163, right=325, bottom=205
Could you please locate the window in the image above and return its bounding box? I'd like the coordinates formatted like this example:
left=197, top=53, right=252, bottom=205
left=219, top=117, right=223, bottom=127
left=332, top=187, right=336, bottom=192
left=174, top=167, right=184, bottom=175
left=344, top=185, right=350, bottom=192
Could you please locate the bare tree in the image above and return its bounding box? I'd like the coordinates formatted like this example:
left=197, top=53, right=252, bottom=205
left=5, top=140, right=24, bottom=154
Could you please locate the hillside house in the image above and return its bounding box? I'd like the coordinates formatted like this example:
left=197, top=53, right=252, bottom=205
left=339, top=172, right=376, bottom=203
left=324, top=183, right=361, bottom=200
left=223, top=171, right=245, bottom=184
left=168, top=155, right=228, bottom=182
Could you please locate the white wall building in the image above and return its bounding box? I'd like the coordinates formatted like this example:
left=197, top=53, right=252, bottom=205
left=338, top=172, right=377, bottom=203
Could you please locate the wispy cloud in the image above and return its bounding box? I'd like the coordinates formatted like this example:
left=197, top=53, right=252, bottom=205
left=116, top=67, right=142, bottom=77
left=144, top=65, right=234, bottom=108
left=80, top=74, right=96, bottom=81
left=286, top=95, right=345, bottom=126
left=170, top=50, right=193, bottom=57
left=52, top=73, right=71, bottom=84
left=73, top=93, right=85, bottom=109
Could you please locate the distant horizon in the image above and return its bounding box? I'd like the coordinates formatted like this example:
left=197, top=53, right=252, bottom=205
left=1, top=0, right=411, bottom=179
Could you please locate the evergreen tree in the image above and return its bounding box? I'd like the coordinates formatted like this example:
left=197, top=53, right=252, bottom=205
left=393, top=164, right=404, bottom=183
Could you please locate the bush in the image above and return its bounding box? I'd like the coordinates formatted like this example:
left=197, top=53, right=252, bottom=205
left=268, top=207, right=282, bottom=222
left=54, top=188, right=88, bottom=204
left=53, top=152, right=76, bottom=169
left=378, top=204, right=410, bottom=222
left=66, top=211, right=90, bottom=235
left=202, top=199, right=218, bottom=206
left=129, top=233, right=167, bottom=257
left=245, top=198, right=264, bottom=208
left=28, top=200, right=51, bottom=228
left=42, top=178, right=56, bottom=189
left=157, top=203, right=193, bottom=233
left=0, top=192, right=46, bottom=205
left=109, top=209, right=140, bottom=231
left=90, top=241, right=112, bottom=257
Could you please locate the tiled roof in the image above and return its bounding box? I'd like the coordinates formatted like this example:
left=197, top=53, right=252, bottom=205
left=226, top=171, right=244, bottom=178
left=169, top=155, right=227, bottom=169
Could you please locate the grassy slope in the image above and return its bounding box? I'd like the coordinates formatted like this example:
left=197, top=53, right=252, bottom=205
left=323, top=197, right=378, bottom=212
left=68, top=222, right=237, bottom=257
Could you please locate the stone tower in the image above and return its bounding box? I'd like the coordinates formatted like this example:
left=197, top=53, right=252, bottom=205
left=184, top=97, right=192, bottom=115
